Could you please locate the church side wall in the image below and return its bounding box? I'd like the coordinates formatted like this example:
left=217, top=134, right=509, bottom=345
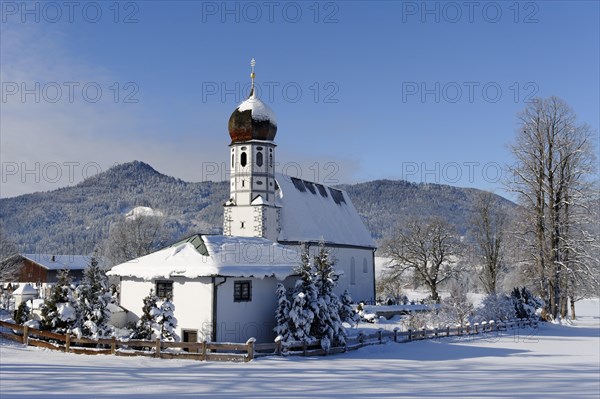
left=215, top=276, right=295, bottom=343
left=291, top=244, right=375, bottom=304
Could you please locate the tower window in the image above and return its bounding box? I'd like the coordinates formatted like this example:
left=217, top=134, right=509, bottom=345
left=241, top=152, right=247, bottom=167
left=231, top=154, right=234, bottom=168
left=256, top=151, right=263, bottom=167
left=269, top=153, right=273, bottom=167
left=241, top=221, right=245, bottom=229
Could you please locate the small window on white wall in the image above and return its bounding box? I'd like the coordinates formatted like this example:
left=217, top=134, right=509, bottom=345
left=363, top=258, right=368, bottom=273
left=350, top=257, right=356, bottom=285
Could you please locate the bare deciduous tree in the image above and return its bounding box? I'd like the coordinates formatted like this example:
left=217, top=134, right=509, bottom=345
left=508, top=96, right=597, bottom=319
left=380, top=217, right=462, bottom=303
left=471, top=191, right=507, bottom=295
left=102, top=215, right=168, bottom=266
left=0, top=228, right=20, bottom=281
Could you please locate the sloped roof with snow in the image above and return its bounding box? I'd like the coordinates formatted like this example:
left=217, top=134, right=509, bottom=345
left=274, top=174, right=376, bottom=248
left=13, top=283, right=38, bottom=295
left=108, top=235, right=300, bottom=281
left=20, top=254, right=94, bottom=271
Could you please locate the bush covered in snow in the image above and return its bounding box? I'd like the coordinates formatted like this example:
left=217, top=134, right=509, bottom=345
left=476, top=288, right=543, bottom=322
left=440, top=282, right=474, bottom=327
left=157, top=295, right=178, bottom=341
left=510, top=287, right=543, bottom=319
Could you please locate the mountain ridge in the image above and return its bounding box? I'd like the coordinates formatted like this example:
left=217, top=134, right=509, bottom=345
left=0, top=161, right=515, bottom=254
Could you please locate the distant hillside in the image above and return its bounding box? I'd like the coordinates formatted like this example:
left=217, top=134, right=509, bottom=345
left=0, top=161, right=515, bottom=254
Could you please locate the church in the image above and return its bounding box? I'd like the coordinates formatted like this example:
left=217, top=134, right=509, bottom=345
left=109, top=62, right=376, bottom=344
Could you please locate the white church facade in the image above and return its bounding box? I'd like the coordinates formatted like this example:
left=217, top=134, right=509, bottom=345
left=109, top=63, right=376, bottom=343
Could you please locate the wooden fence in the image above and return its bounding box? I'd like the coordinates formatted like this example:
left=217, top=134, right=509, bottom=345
left=0, top=318, right=538, bottom=362
left=253, top=317, right=539, bottom=357
left=0, top=320, right=255, bottom=362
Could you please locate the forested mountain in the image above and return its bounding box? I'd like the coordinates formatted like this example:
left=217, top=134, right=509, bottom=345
left=0, top=161, right=515, bottom=254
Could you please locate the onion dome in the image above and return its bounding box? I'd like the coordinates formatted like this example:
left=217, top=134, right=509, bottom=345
left=228, top=59, right=277, bottom=143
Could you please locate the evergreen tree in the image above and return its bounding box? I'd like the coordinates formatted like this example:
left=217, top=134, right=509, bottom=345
left=288, top=248, right=318, bottom=343
left=41, top=269, right=80, bottom=333
left=14, top=300, right=31, bottom=324
left=76, top=256, right=112, bottom=338
left=130, top=289, right=160, bottom=340
left=339, top=289, right=359, bottom=327
left=157, top=295, right=178, bottom=341
left=311, top=243, right=346, bottom=350
left=274, top=283, right=291, bottom=341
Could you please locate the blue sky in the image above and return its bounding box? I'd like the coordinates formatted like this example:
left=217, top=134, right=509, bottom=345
left=1, top=1, right=598, bottom=199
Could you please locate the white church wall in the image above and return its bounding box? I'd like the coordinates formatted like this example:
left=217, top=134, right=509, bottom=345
left=215, top=276, right=294, bottom=343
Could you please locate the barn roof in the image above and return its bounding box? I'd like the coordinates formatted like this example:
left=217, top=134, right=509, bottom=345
left=274, top=173, right=376, bottom=248
left=108, top=235, right=300, bottom=281
left=20, top=254, right=94, bottom=271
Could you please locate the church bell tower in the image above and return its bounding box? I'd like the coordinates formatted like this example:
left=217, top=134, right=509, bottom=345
left=223, top=59, right=280, bottom=241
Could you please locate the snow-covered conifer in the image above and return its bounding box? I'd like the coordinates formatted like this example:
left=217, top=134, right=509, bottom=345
left=274, top=283, right=291, bottom=341
left=157, top=295, right=178, bottom=341
left=288, top=247, right=318, bottom=343
left=339, top=289, right=359, bottom=327
left=130, top=289, right=161, bottom=340
left=311, top=243, right=346, bottom=349
left=14, top=300, right=31, bottom=324
left=76, top=256, right=112, bottom=339
left=41, top=269, right=80, bottom=334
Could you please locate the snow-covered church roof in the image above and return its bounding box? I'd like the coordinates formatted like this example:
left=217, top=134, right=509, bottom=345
left=108, top=235, right=300, bottom=281
left=274, top=173, right=375, bottom=248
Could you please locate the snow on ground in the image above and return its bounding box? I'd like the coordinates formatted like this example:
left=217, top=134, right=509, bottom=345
left=1, top=299, right=598, bottom=399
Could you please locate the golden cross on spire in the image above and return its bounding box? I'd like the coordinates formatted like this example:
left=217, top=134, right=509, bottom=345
left=250, top=58, right=256, bottom=94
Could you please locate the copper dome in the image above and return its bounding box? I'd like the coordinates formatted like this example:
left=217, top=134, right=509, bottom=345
left=228, top=91, right=277, bottom=143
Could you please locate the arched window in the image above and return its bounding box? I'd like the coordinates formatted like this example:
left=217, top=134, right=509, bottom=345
left=363, top=258, right=368, bottom=273
left=241, top=152, right=247, bottom=167
left=350, top=257, right=356, bottom=285
left=256, top=151, right=263, bottom=167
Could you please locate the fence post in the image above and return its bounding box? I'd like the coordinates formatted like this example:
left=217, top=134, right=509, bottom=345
left=474, top=323, right=479, bottom=334
left=246, top=338, right=256, bottom=362
left=446, top=326, right=450, bottom=337
left=393, top=327, right=399, bottom=343
left=378, top=329, right=383, bottom=344
left=111, top=336, right=116, bottom=355
left=408, top=329, right=412, bottom=341
left=155, top=339, right=161, bottom=358
left=22, top=325, right=29, bottom=345
left=201, top=340, right=207, bottom=360
left=302, top=341, right=307, bottom=356
left=275, top=337, right=282, bottom=356
left=434, top=328, right=438, bottom=339
left=65, top=333, right=70, bottom=353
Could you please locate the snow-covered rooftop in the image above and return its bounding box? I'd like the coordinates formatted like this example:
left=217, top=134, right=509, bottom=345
left=12, top=283, right=38, bottom=295
left=20, top=254, right=93, bottom=271
left=108, top=235, right=300, bottom=281
left=275, top=174, right=375, bottom=248
left=237, top=91, right=277, bottom=125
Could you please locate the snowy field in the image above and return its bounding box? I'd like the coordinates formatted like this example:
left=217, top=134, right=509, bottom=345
left=1, top=299, right=598, bottom=399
